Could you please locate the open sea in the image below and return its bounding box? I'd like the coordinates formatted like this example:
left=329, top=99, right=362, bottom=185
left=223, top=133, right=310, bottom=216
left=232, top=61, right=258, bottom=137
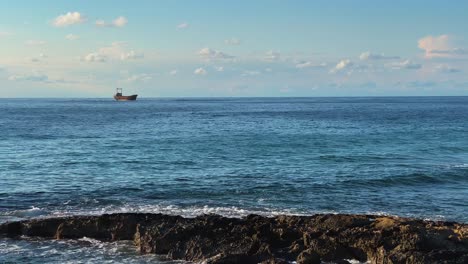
left=1, top=97, right=467, bottom=263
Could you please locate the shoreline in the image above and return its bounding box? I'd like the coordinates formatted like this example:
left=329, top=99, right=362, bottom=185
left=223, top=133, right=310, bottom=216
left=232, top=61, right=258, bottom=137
left=1, top=213, right=467, bottom=263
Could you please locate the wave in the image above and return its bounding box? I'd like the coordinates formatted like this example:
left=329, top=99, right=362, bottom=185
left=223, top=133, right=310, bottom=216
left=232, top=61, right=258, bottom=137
left=337, top=171, right=467, bottom=188
left=2, top=206, right=49, bottom=218
left=0, top=236, right=160, bottom=263
left=0, top=204, right=311, bottom=223
left=1, top=203, right=459, bottom=228
left=49, top=204, right=311, bottom=219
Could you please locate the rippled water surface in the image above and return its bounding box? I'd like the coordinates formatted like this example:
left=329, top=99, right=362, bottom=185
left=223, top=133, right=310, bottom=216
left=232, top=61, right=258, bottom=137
left=1, top=97, right=467, bottom=262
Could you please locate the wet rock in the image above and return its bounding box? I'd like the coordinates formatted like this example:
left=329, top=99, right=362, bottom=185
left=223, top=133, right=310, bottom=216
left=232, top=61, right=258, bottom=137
left=1, top=213, right=467, bottom=263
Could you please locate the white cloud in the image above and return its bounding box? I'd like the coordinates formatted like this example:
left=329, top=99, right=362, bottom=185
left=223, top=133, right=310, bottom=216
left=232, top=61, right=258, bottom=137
left=52, top=12, right=85, bottom=27
left=418, top=35, right=450, bottom=58
left=8, top=72, right=48, bottom=82
left=295, top=61, right=327, bottom=69
left=264, top=50, right=280, bottom=62
left=336, top=59, right=352, bottom=70
left=113, top=16, right=128, bottom=27
left=96, top=16, right=128, bottom=28
left=224, top=38, right=241, bottom=45
left=388, top=60, right=422, bottom=70
left=126, top=73, right=152, bottom=82
left=214, top=66, right=224, bottom=72
left=120, top=50, right=144, bottom=60
left=169, top=70, right=178, bottom=75
left=194, top=67, right=207, bottom=75
left=177, top=23, right=189, bottom=29
left=65, top=34, right=79, bottom=40
left=359, top=51, right=399, bottom=60
left=330, top=59, right=353, bottom=73
left=198, top=48, right=234, bottom=60
left=25, top=40, right=46, bottom=46
left=83, top=52, right=107, bottom=62
left=418, top=35, right=467, bottom=58
left=83, top=42, right=144, bottom=62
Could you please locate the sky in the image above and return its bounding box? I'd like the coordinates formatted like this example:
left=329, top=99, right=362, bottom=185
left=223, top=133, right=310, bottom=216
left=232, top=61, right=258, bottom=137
left=1, top=0, right=468, bottom=97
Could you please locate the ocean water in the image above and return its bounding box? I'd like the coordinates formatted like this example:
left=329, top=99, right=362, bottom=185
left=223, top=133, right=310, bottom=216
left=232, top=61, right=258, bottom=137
left=1, top=97, right=467, bottom=262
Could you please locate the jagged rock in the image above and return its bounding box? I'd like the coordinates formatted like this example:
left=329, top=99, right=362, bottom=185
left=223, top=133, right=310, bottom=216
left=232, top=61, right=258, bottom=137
left=1, top=213, right=467, bottom=263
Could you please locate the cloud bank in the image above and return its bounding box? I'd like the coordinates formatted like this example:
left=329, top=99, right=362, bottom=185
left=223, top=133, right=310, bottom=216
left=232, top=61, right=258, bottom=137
left=83, top=42, right=143, bottom=62
left=418, top=35, right=467, bottom=58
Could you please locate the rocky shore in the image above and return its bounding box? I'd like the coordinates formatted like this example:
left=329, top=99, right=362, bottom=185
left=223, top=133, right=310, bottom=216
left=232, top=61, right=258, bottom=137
left=1, top=213, right=467, bottom=263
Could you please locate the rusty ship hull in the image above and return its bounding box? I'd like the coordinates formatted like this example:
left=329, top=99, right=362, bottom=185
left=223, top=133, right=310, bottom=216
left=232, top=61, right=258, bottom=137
left=114, top=94, right=138, bottom=101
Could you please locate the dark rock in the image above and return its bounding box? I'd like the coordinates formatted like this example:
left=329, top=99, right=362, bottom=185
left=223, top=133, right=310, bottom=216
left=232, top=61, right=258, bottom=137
left=335, top=260, right=352, bottom=264
left=1, top=213, right=467, bottom=263
left=296, top=249, right=321, bottom=264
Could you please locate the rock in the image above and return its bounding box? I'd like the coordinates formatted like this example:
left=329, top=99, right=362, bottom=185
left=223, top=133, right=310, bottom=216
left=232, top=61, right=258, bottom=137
left=1, top=213, right=467, bottom=263
left=374, top=217, right=398, bottom=230
left=296, top=249, right=321, bottom=264
left=335, top=260, right=352, bottom=264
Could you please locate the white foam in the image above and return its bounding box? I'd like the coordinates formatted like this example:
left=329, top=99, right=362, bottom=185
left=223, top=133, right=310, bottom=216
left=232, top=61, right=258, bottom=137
left=0, top=240, right=23, bottom=254
left=2, top=206, right=49, bottom=219
left=1, top=203, right=455, bottom=224
left=0, top=237, right=162, bottom=263
left=78, top=237, right=106, bottom=248
left=47, top=204, right=312, bottom=219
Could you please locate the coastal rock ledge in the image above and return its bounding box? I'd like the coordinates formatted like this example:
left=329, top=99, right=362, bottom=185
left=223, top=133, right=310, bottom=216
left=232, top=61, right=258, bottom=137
left=1, top=213, right=467, bottom=263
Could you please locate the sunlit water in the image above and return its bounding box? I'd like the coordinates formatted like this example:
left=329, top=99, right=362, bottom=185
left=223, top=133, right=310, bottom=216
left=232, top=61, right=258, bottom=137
left=1, top=97, right=467, bottom=262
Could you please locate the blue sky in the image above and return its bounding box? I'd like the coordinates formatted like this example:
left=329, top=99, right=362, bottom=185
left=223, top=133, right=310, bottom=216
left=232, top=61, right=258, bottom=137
left=1, top=0, right=468, bottom=97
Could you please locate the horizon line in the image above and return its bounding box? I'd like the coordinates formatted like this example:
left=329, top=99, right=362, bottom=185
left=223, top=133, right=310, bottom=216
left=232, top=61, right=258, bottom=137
left=1, top=95, right=468, bottom=99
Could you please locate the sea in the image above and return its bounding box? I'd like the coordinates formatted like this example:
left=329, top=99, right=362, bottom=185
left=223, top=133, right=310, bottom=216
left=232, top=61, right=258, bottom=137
left=1, top=97, right=467, bottom=263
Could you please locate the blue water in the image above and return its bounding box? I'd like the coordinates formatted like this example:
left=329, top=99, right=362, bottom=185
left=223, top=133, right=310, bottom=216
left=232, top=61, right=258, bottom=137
left=1, top=97, right=468, bottom=262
